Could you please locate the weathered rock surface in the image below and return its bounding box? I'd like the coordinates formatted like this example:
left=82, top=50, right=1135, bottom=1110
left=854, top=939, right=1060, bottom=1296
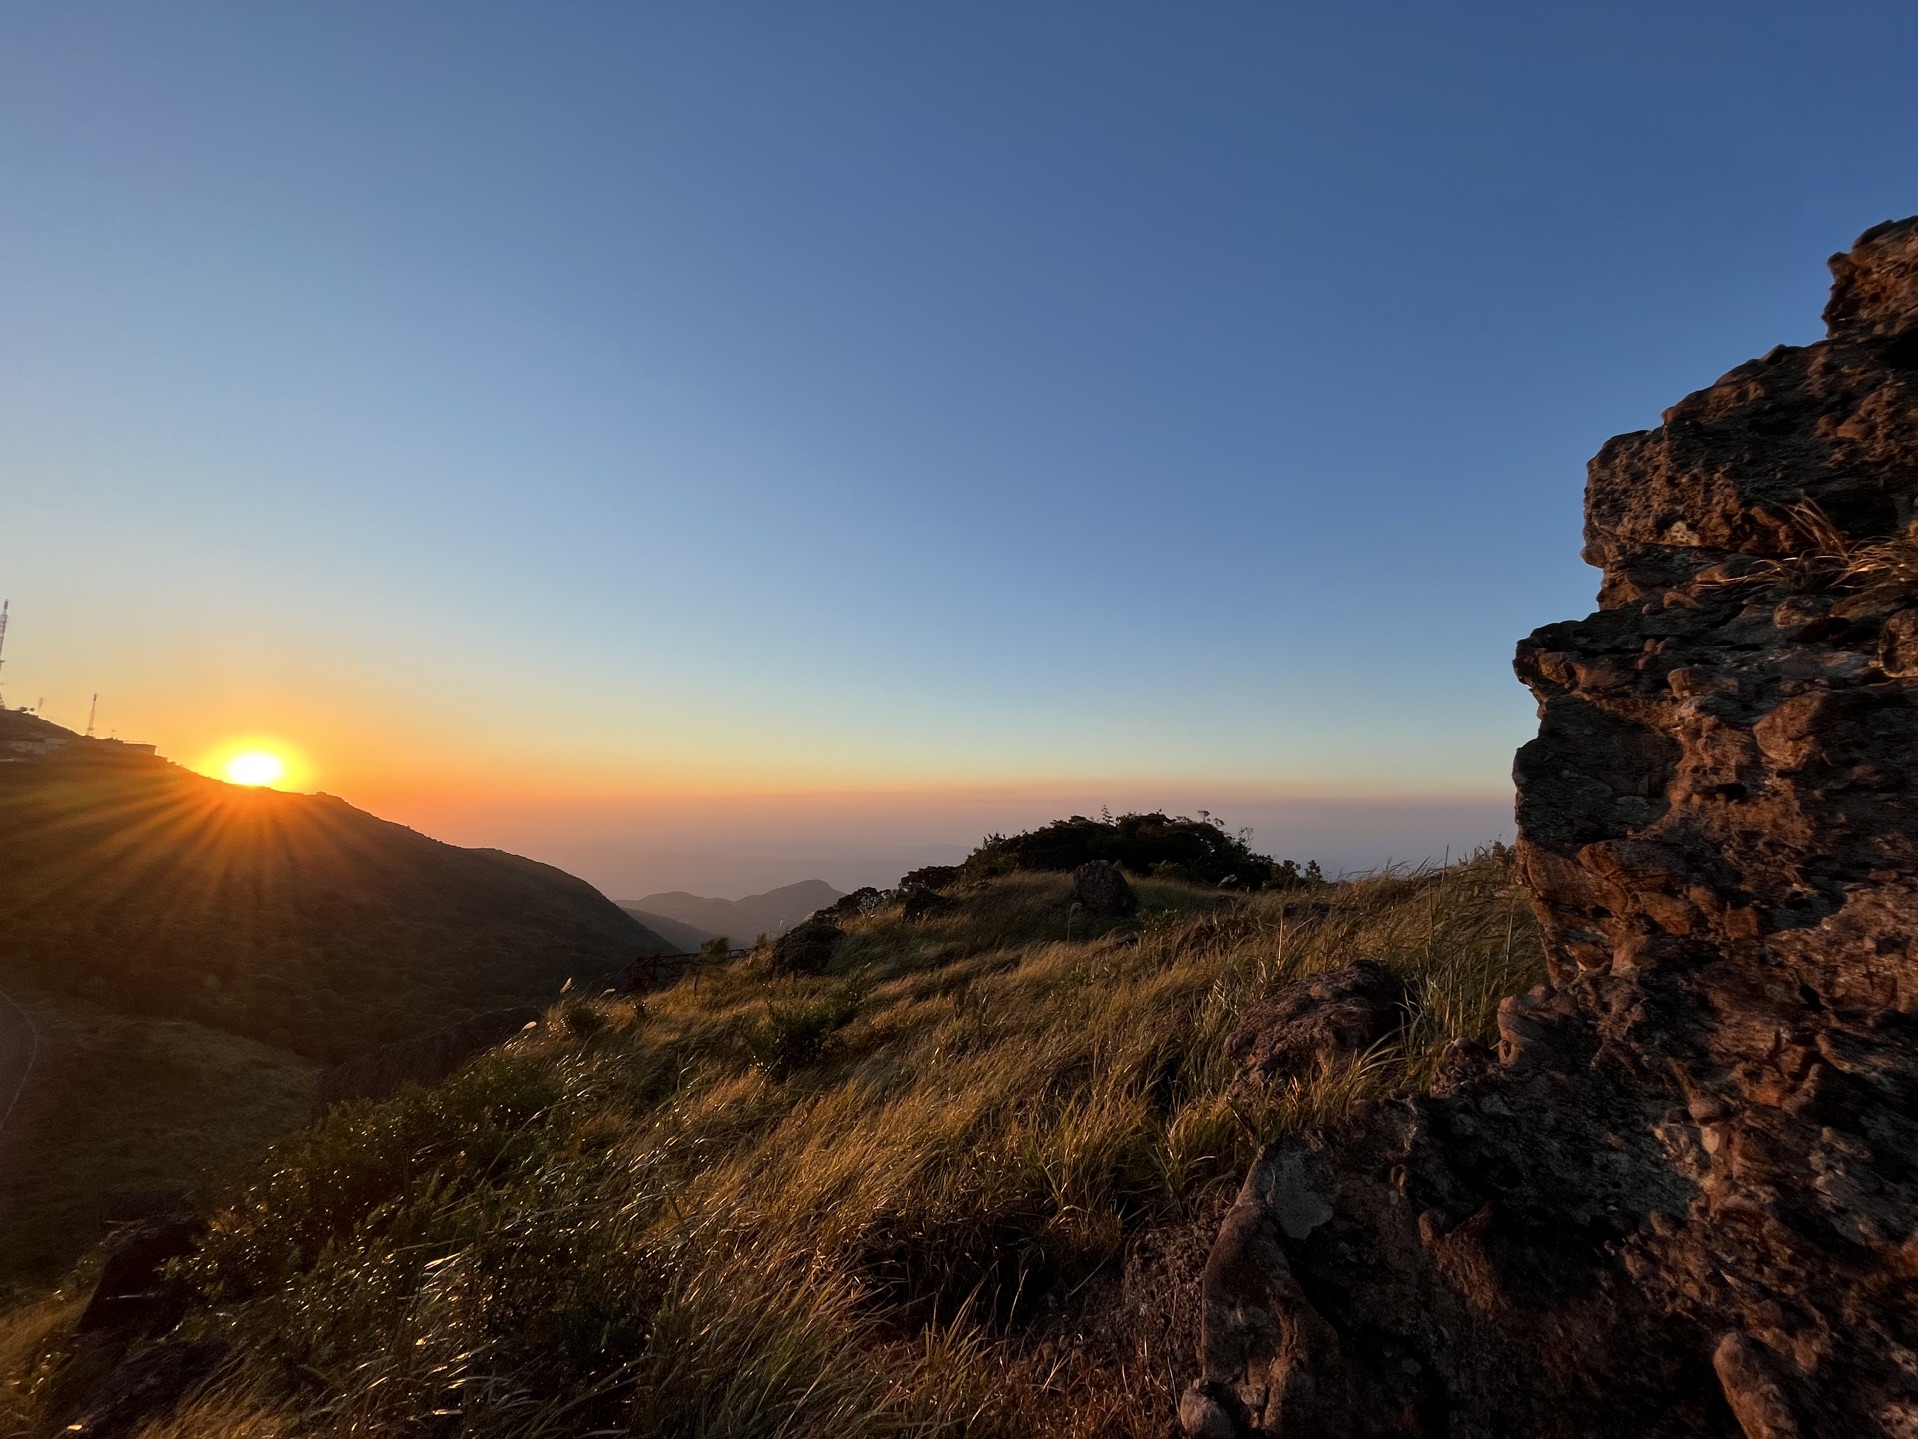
left=1225, top=961, right=1407, bottom=1091
left=313, top=1006, right=539, bottom=1113
left=1184, top=219, right=1918, bottom=1437
left=1071, top=859, right=1138, bottom=915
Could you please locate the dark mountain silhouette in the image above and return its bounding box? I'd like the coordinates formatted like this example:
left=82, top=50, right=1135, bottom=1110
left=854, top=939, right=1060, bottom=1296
left=615, top=907, right=716, bottom=954
left=0, top=717, right=675, bottom=1064
left=625, top=879, right=846, bottom=946
left=0, top=712, right=679, bottom=1279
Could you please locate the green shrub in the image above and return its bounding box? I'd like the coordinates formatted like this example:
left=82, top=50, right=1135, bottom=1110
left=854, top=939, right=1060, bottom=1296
left=561, top=998, right=610, bottom=1038
left=742, top=982, right=864, bottom=1077
left=964, top=811, right=1279, bottom=887
left=1268, top=858, right=1326, bottom=889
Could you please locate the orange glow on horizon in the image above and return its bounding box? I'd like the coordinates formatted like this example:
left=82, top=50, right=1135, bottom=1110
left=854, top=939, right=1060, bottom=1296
left=196, top=737, right=310, bottom=791
left=225, top=751, right=285, bottom=786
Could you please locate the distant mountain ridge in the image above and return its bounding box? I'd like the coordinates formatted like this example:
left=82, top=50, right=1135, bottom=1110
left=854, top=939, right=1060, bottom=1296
left=623, top=880, right=846, bottom=947
left=614, top=908, right=717, bottom=955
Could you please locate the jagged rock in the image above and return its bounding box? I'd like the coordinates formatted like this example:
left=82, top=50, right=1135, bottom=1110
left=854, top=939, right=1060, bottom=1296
left=313, top=1006, right=540, bottom=1113
left=1184, top=219, right=1918, bottom=1437
left=1224, top=960, right=1407, bottom=1090
left=1071, top=859, right=1137, bottom=915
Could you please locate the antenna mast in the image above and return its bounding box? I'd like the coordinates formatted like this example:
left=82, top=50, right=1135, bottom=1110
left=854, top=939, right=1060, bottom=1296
left=0, top=599, right=9, bottom=709
left=86, top=693, right=99, bottom=739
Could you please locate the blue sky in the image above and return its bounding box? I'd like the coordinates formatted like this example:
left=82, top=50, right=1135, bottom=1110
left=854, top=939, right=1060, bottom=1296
left=3, top=3, right=1916, bottom=892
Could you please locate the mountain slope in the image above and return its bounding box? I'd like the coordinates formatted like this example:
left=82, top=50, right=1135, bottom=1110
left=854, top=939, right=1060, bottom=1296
left=0, top=719, right=682, bottom=1280
left=615, top=907, right=715, bottom=954
left=3, top=853, right=1543, bottom=1436
left=0, top=726, right=674, bottom=1064
left=629, top=880, right=845, bottom=944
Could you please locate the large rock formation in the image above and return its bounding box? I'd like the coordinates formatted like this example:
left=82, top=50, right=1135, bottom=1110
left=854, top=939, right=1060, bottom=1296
left=1183, top=219, right=1918, bottom=1437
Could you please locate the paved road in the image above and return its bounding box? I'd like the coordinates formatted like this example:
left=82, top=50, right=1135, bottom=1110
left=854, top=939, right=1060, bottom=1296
left=0, top=986, right=38, bottom=1144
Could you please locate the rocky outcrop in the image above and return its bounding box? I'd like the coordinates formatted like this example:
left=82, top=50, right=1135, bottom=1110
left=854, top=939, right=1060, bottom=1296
left=1225, top=961, right=1407, bottom=1092
left=1071, top=859, right=1138, bottom=915
left=1183, top=219, right=1918, bottom=1437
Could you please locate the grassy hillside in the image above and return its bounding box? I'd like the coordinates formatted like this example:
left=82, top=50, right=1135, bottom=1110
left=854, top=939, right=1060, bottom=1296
left=0, top=727, right=675, bottom=1285
left=0, top=848, right=1544, bottom=1438
left=0, top=991, right=317, bottom=1287
left=0, top=740, right=669, bottom=1064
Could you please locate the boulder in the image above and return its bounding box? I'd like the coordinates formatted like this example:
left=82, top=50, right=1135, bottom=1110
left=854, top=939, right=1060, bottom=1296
left=820, top=886, right=884, bottom=922
left=1071, top=859, right=1138, bottom=915
left=896, top=864, right=963, bottom=893
left=77, top=1215, right=205, bottom=1336
left=1184, top=219, right=1918, bottom=1437
left=50, top=1337, right=228, bottom=1439
left=1224, top=959, right=1407, bottom=1090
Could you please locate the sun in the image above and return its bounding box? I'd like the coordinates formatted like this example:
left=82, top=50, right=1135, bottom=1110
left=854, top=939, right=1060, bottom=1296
left=198, top=736, right=309, bottom=790
left=224, top=750, right=287, bottom=787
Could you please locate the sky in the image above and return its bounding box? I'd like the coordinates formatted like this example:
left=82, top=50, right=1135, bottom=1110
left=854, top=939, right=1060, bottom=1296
left=4, top=2, right=1917, bottom=897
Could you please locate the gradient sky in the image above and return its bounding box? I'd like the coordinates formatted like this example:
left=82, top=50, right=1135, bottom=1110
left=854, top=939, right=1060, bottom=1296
left=5, top=3, right=1918, bottom=896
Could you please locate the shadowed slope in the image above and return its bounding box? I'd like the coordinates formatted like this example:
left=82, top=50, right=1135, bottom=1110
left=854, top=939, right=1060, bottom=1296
left=0, top=726, right=671, bottom=1064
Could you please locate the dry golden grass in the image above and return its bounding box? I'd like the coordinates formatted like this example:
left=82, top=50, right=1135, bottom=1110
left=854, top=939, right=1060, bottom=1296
left=1, top=849, right=1543, bottom=1439
left=0, top=1288, right=82, bottom=1435
left=1701, top=495, right=1918, bottom=602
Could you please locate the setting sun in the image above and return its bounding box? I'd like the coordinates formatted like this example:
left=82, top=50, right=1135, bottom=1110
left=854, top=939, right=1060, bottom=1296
left=196, top=738, right=309, bottom=790
left=224, top=751, right=287, bottom=787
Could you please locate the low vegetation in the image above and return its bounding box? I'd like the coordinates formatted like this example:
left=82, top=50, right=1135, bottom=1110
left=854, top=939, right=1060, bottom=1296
left=955, top=810, right=1287, bottom=888
left=1, top=843, right=1544, bottom=1439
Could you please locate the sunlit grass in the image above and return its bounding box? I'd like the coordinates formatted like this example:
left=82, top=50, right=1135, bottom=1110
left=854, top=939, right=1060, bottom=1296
left=4, top=848, right=1544, bottom=1438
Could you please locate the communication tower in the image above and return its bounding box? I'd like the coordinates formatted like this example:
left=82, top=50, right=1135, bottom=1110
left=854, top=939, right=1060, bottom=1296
left=0, top=599, right=9, bottom=709
left=86, top=693, right=99, bottom=739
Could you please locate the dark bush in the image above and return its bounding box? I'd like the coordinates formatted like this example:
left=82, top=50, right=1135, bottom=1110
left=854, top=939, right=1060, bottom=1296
left=963, top=812, right=1276, bottom=888
left=894, top=864, right=962, bottom=894
left=1269, top=859, right=1327, bottom=889
left=768, top=919, right=842, bottom=976
left=820, top=887, right=885, bottom=921
left=560, top=999, right=608, bottom=1038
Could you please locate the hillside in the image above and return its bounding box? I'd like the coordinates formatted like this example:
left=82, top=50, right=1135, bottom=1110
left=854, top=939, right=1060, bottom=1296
left=628, top=879, right=846, bottom=945
left=0, top=838, right=1544, bottom=1437
left=0, top=725, right=675, bottom=1065
left=0, top=722, right=676, bottom=1283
